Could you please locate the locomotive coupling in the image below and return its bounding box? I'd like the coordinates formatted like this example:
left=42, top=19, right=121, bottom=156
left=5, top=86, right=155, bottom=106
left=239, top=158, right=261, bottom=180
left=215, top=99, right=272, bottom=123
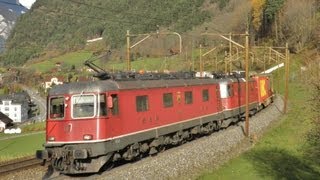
left=73, top=149, right=88, bottom=159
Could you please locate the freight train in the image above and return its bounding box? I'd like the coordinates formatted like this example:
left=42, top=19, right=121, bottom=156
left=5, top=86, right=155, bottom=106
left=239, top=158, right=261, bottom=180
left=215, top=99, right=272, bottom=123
left=36, top=71, right=273, bottom=175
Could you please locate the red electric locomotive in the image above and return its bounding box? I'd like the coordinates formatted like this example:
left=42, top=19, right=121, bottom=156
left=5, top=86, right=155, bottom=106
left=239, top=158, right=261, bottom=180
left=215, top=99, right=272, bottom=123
left=36, top=71, right=273, bottom=175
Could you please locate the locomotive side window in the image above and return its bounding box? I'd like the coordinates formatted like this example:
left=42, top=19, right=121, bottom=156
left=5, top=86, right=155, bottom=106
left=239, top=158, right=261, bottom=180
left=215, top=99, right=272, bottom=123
left=202, top=89, right=209, bottom=102
left=185, top=91, right=193, bottom=104
left=227, top=84, right=234, bottom=97
left=49, top=97, right=64, bottom=119
left=136, top=95, right=148, bottom=112
left=111, top=94, right=119, bottom=115
left=163, top=93, right=173, bottom=108
left=99, top=94, right=107, bottom=116
left=72, top=94, right=96, bottom=118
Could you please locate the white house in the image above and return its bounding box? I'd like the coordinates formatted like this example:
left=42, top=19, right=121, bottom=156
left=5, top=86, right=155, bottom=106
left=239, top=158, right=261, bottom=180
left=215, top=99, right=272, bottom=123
left=43, top=77, right=64, bottom=93
left=0, top=100, right=27, bottom=123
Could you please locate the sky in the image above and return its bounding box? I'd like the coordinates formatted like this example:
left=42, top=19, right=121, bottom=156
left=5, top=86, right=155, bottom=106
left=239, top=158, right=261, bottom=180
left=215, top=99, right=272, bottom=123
left=19, top=0, right=36, bottom=9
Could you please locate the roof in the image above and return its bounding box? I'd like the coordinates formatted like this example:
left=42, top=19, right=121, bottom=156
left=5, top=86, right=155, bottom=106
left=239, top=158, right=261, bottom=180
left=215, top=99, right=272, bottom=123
left=0, top=112, right=13, bottom=124
left=48, top=74, right=260, bottom=96
left=43, top=75, right=65, bottom=82
left=0, top=91, right=30, bottom=104
left=49, top=78, right=221, bottom=96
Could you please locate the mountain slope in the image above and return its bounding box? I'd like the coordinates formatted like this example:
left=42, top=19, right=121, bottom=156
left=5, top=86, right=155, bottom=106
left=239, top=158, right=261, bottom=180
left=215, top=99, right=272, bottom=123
left=1, top=0, right=211, bottom=65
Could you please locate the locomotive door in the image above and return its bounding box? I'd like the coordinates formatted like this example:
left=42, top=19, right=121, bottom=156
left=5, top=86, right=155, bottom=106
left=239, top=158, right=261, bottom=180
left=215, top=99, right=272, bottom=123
left=216, top=85, right=222, bottom=112
left=175, top=91, right=183, bottom=121
left=105, top=93, right=120, bottom=138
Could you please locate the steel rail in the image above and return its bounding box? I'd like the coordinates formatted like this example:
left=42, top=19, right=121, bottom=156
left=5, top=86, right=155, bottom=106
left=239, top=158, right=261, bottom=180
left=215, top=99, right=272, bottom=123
left=0, top=156, right=42, bottom=175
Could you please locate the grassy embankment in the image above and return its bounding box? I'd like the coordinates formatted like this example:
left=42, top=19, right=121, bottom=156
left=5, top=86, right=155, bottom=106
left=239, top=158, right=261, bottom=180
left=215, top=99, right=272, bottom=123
left=27, top=51, right=93, bottom=73
left=198, top=55, right=320, bottom=179
left=0, top=122, right=45, bottom=162
left=27, top=50, right=192, bottom=73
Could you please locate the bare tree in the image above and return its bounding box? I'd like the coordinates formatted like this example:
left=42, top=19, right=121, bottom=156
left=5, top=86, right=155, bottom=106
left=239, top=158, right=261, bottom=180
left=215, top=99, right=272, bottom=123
left=281, top=0, right=318, bottom=52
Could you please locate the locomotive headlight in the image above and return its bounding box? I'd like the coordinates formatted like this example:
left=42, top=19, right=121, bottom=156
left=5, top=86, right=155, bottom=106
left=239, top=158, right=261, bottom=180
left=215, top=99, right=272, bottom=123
left=48, top=136, right=55, bottom=141
left=83, top=134, right=93, bottom=140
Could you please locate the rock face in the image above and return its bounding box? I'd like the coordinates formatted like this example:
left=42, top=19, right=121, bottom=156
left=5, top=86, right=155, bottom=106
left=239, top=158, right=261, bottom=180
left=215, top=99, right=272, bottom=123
left=0, top=12, right=15, bottom=38
left=0, top=1, right=28, bottom=52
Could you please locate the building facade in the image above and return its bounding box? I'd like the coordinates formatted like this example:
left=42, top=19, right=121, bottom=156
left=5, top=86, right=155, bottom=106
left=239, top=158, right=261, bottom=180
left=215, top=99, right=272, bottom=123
left=43, top=77, right=64, bottom=93
left=0, top=100, right=27, bottom=123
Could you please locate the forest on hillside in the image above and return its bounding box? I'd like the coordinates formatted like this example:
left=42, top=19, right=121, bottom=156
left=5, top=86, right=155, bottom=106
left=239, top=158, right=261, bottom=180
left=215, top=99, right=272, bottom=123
left=0, top=0, right=319, bottom=66
left=0, top=0, right=211, bottom=65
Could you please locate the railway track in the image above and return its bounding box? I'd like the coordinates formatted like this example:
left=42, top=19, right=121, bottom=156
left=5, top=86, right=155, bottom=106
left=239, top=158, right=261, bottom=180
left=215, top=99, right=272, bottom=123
left=0, top=156, right=42, bottom=176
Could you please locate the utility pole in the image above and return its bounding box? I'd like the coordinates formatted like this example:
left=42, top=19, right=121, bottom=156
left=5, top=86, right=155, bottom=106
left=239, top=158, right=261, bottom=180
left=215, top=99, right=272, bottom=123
left=199, top=44, right=203, bottom=77
left=126, top=30, right=131, bottom=71
left=245, top=31, right=250, bottom=137
left=200, top=31, right=249, bottom=136
left=224, top=51, right=228, bottom=73
left=126, top=30, right=182, bottom=71
left=229, top=32, right=232, bottom=72
left=283, top=43, right=290, bottom=113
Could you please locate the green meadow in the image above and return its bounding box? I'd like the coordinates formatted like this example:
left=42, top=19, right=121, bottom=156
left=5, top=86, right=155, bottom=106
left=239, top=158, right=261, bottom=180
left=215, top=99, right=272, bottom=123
left=0, top=132, right=45, bottom=162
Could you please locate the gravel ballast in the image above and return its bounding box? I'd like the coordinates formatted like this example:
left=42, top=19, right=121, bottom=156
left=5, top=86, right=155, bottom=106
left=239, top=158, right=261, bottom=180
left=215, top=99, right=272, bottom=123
left=1, top=96, right=284, bottom=180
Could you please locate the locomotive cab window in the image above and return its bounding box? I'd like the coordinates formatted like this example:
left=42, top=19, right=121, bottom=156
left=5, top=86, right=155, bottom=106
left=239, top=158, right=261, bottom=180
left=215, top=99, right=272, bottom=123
left=136, top=95, right=148, bottom=112
left=220, top=83, right=233, bottom=98
left=49, top=97, right=65, bottom=119
left=185, top=91, right=193, bottom=104
left=72, top=94, right=96, bottom=118
left=227, top=84, right=234, bottom=96
left=163, top=93, right=173, bottom=108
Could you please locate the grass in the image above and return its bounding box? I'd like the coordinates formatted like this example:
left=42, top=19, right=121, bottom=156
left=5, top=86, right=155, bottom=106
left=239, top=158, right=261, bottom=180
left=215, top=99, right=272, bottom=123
left=0, top=122, right=46, bottom=162
left=20, top=121, right=46, bottom=133
left=197, top=55, right=320, bottom=179
left=25, top=50, right=193, bottom=74
left=105, top=56, right=192, bottom=72
left=0, top=132, right=45, bottom=162
left=28, top=51, right=92, bottom=73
